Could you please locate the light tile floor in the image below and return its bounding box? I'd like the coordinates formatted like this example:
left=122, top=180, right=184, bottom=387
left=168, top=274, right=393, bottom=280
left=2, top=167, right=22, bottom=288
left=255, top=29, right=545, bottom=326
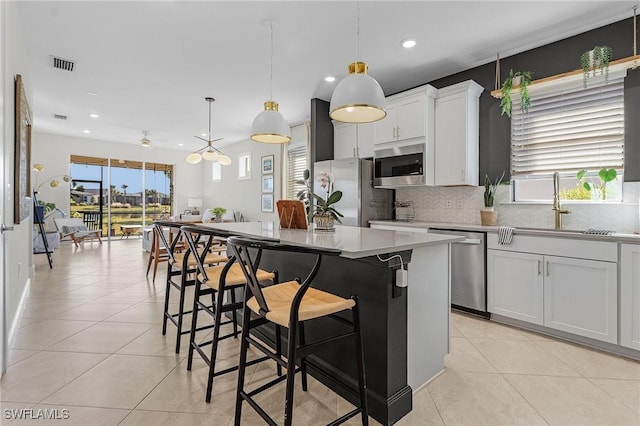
left=2, top=240, right=639, bottom=425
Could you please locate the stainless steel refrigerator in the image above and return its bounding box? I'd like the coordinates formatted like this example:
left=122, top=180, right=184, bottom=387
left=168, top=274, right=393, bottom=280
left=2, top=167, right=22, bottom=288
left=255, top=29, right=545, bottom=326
left=313, top=158, right=394, bottom=227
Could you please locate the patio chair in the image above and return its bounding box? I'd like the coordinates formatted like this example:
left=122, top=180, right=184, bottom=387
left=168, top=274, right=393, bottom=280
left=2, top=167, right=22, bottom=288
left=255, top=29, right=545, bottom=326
left=54, top=218, right=103, bottom=247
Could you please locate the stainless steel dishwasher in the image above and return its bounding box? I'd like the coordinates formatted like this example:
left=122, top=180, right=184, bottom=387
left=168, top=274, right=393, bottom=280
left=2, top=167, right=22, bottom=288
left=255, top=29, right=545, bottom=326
left=428, top=228, right=488, bottom=317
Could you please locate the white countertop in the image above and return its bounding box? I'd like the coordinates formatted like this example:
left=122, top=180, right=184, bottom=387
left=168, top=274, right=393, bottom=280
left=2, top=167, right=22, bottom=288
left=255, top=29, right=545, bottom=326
left=195, top=222, right=462, bottom=259
left=369, top=220, right=640, bottom=244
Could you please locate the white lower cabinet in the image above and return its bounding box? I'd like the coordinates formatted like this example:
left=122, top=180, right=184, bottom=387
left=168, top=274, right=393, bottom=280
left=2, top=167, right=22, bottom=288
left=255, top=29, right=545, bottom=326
left=543, top=255, right=617, bottom=344
left=487, top=250, right=544, bottom=325
left=487, top=234, right=618, bottom=345
left=621, top=244, right=640, bottom=350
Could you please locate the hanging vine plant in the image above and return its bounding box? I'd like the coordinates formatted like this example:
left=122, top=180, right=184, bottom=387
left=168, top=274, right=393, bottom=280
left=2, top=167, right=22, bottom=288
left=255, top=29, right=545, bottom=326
left=580, top=45, right=612, bottom=88
left=500, top=69, right=533, bottom=117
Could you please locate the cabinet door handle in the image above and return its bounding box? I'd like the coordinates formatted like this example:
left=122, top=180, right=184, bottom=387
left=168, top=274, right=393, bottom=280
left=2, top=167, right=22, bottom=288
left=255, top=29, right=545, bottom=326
left=353, top=147, right=356, bottom=157
left=537, top=260, right=541, bottom=275
left=546, top=261, right=550, bottom=276
left=393, top=127, right=397, bottom=139
left=461, top=169, right=465, bottom=181
left=397, top=127, right=400, bottom=139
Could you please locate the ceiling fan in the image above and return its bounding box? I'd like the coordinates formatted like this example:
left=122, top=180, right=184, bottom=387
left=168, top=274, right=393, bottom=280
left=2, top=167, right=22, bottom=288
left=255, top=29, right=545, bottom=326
left=140, top=130, right=151, bottom=148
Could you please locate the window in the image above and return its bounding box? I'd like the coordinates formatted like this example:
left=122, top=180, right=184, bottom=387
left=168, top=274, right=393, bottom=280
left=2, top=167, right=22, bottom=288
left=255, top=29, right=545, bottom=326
left=284, top=123, right=309, bottom=200
left=287, top=145, right=308, bottom=199
left=511, top=75, right=624, bottom=201
left=238, top=153, right=251, bottom=180
left=212, top=162, right=222, bottom=182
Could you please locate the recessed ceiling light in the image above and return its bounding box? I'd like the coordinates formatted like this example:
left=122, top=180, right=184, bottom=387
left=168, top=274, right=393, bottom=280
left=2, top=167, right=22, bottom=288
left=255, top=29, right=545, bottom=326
left=325, top=76, right=336, bottom=82
left=178, top=143, right=184, bottom=147
left=82, top=129, right=91, bottom=134
left=89, top=113, right=99, bottom=118
left=87, top=92, right=97, bottom=96
left=201, top=133, right=207, bottom=137
left=401, top=38, right=417, bottom=48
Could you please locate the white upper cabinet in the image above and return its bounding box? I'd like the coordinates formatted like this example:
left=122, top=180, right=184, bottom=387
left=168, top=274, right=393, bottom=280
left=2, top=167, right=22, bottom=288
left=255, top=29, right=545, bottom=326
left=333, top=123, right=375, bottom=160
left=434, top=80, right=484, bottom=186
left=373, top=87, right=437, bottom=146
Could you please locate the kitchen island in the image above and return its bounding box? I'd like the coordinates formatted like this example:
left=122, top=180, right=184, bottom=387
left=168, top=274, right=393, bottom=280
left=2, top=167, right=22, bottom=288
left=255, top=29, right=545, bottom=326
left=189, top=222, right=461, bottom=425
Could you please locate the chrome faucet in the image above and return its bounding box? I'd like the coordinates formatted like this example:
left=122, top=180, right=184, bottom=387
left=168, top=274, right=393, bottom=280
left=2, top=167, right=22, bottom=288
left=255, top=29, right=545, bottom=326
left=552, top=172, right=571, bottom=229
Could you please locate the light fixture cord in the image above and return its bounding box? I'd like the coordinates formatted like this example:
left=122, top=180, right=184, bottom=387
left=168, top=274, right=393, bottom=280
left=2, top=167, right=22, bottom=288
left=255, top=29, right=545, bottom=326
left=356, top=1, right=360, bottom=61
left=634, top=4, right=637, bottom=56
left=208, top=99, right=212, bottom=143
left=270, top=21, right=274, bottom=101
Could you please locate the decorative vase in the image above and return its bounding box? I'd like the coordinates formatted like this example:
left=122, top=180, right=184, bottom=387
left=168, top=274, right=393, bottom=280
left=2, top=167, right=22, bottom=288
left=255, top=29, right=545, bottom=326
left=313, top=214, right=335, bottom=232
left=480, top=208, right=498, bottom=226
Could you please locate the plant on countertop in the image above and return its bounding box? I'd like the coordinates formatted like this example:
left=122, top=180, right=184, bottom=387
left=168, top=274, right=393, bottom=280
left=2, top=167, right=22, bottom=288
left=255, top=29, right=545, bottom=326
left=296, top=169, right=343, bottom=222
left=580, top=45, right=612, bottom=88
left=500, top=69, right=533, bottom=117
left=577, top=168, right=617, bottom=200
left=483, top=171, right=505, bottom=208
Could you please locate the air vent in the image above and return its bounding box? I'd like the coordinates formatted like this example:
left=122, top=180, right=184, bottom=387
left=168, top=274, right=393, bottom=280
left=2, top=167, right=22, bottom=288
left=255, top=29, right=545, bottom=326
left=50, top=56, right=75, bottom=72
left=52, top=114, right=67, bottom=120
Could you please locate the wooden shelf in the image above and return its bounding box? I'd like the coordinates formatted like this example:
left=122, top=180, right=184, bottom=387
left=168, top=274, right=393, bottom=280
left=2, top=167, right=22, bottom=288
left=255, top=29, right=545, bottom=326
left=490, top=54, right=640, bottom=98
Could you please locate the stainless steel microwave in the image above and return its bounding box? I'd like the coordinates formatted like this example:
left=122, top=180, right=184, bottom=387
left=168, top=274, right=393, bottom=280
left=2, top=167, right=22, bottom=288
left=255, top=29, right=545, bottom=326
left=374, top=143, right=425, bottom=187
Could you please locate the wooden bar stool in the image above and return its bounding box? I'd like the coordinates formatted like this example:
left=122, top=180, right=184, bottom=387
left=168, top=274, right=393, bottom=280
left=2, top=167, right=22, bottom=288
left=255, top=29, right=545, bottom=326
left=155, top=223, right=227, bottom=353
left=228, top=235, right=369, bottom=426
left=180, top=225, right=279, bottom=403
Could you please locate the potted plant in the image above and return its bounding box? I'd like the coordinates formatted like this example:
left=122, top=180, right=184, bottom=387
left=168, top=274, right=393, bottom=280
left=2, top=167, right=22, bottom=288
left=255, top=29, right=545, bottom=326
left=209, top=207, right=227, bottom=222
left=577, top=168, right=617, bottom=200
left=481, top=171, right=505, bottom=226
left=308, top=171, right=344, bottom=232
left=581, top=46, right=612, bottom=88
left=500, top=69, right=533, bottom=117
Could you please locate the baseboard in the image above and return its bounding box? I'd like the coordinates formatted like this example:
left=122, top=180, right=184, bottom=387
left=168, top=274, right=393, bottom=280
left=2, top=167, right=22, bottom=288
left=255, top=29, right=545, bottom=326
left=7, top=278, right=31, bottom=348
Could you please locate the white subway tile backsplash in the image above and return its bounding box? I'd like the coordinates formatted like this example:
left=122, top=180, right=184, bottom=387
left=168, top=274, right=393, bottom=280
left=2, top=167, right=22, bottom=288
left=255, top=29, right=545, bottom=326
left=396, top=183, right=640, bottom=234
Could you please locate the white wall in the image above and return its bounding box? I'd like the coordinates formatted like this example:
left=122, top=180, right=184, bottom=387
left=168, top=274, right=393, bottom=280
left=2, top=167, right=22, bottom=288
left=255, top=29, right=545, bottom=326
left=201, top=138, right=282, bottom=222
left=31, top=131, right=204, bottom=223
left=2, top=0, right=33, bottom=360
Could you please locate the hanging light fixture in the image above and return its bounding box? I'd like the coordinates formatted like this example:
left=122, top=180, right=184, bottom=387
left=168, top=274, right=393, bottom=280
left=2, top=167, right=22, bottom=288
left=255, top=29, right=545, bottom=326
left=329, top=2, right=386, bottom=123
left=186, top=97, right=231, bottom=165
left=251, top=21, right=291, bottom=144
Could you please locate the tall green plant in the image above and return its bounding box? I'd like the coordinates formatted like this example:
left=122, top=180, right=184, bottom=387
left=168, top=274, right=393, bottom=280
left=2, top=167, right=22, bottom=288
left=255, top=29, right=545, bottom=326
left=483, top=171, right=505, bottom=208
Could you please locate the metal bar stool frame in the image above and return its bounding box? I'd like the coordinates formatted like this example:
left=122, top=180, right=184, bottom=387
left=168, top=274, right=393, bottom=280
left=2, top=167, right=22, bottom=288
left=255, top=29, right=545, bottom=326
left=181, top=225, right=280, bottom=403
left=156, top=223, right=224, bottom=353
left=228, top=236, right=369, bottom=426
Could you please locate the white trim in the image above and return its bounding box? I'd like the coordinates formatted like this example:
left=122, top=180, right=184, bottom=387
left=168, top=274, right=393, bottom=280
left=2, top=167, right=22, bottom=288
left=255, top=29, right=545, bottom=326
left=7, top=278, right=30, bottom=348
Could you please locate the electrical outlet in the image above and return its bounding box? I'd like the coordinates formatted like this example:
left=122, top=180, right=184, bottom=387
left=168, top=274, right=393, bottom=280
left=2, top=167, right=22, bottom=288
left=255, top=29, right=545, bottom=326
left=456, top=199, right=464, bottom=209
left=445, top=199, right=453, bottom=209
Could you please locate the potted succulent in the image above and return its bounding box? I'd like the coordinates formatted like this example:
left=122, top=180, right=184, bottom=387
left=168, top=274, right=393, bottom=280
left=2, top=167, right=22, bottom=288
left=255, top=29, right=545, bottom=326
left=481, top=171, right=505, bottom=226
left=209, top=206, right=227, bottom=222
left=577, top=168, right=617, bottom=200
left=500, top=69, right=533, bottom=118
left=581, top=45, right=612, bottom=88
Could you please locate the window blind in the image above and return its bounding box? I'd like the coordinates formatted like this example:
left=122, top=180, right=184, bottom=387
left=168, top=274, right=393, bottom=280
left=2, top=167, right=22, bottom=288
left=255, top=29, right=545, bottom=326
left=511, top=77, right=624, bottom=178
left=286, top=145, right=308, bottom=199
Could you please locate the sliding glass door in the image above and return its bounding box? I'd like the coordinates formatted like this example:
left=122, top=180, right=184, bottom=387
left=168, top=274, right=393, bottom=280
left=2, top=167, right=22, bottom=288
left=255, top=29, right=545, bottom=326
left=70, top=155, right=174, bottom=240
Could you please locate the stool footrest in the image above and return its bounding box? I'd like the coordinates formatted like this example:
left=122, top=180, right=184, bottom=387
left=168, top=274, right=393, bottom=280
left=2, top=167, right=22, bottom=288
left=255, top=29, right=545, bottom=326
left=297, top=331, right=356, bottom=359
left=327, top=408, right=364, bottom=426
left=246, top=366, right=300, bottom=399
left=239, top=390, right=278, bottom=426
left=246, top=336, right=288, bottom=369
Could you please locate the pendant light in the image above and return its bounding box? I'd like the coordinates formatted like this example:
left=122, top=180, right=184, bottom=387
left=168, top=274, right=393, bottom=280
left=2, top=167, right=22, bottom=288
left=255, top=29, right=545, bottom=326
left=186, top=97, right=231, bottom=165
left=329, top=2, right=386, bottom=123
left=251, top=21, right=291, bottom=144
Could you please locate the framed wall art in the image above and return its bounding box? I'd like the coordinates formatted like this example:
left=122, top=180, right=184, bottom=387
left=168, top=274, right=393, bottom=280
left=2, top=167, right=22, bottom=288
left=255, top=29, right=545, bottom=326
left=261, top=193, right=274, bottom=213
left=262, top=175, right=274, bottom=193
left=14, top=74, right=32, bottom=224
left=261, top=154, right=274, bottom=174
